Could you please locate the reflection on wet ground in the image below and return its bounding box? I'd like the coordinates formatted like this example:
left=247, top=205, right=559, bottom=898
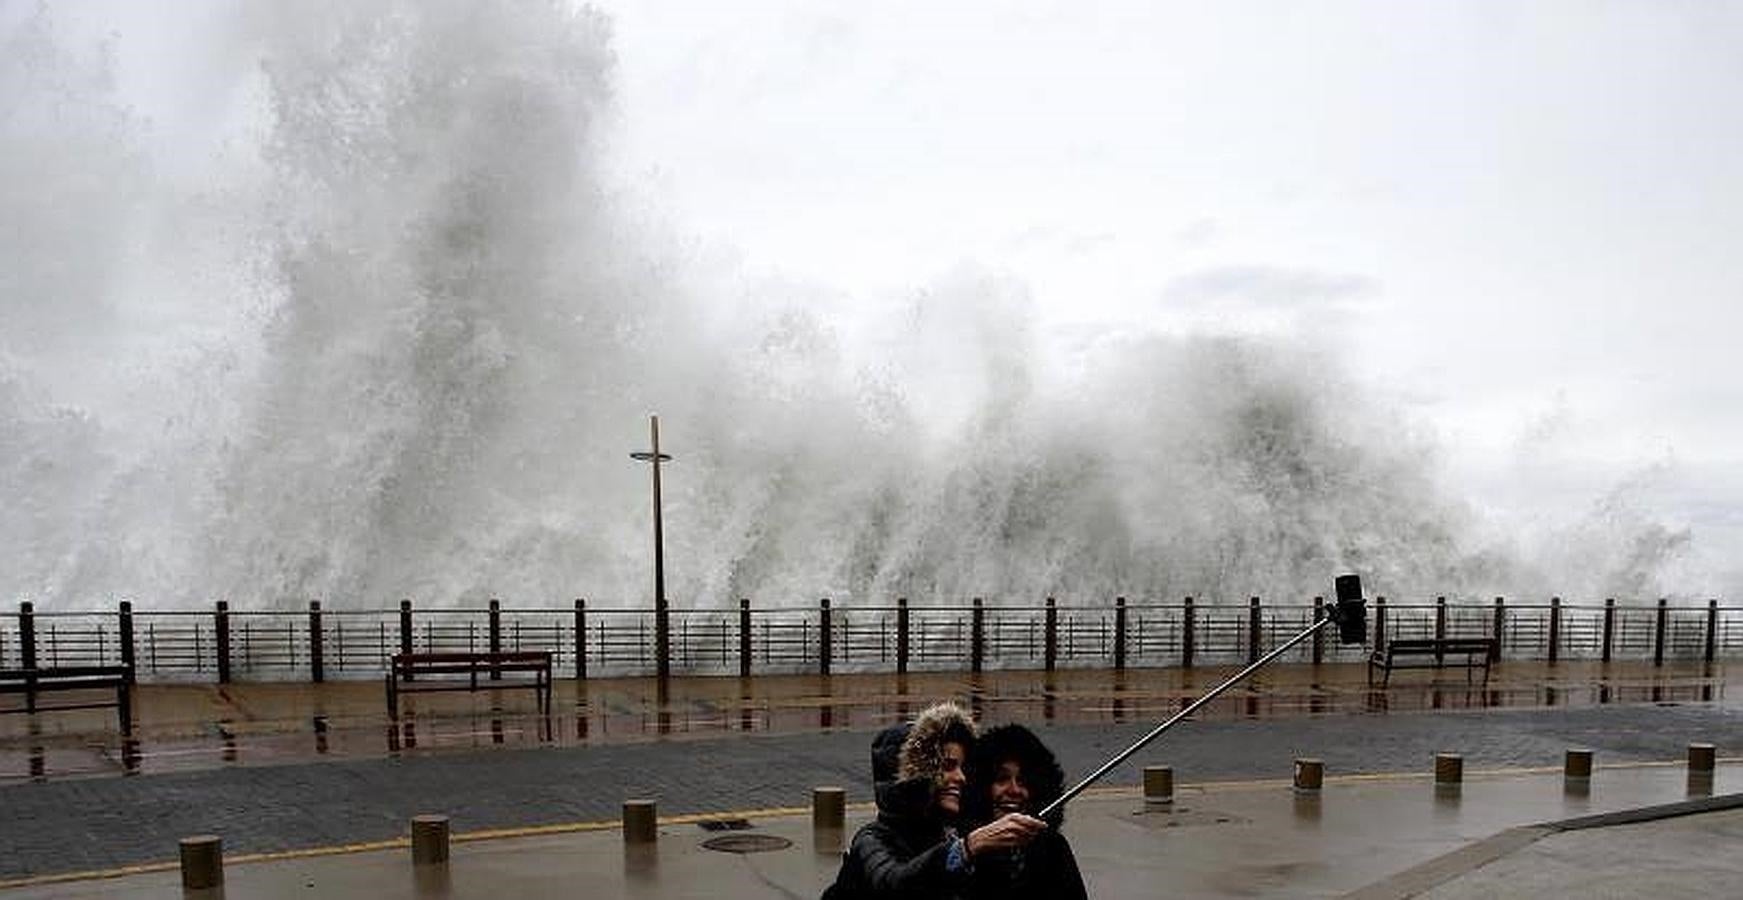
left=0, top=660, right=1732, bottom=781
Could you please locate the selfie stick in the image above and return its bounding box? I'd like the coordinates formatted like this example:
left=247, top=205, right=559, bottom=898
left=1036, top=575, right=1368, bottom=821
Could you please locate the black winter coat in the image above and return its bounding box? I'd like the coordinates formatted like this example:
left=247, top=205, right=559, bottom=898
left=825, top=777, right=971, bottom=900
left=967, top=828, right=1087, bottom=900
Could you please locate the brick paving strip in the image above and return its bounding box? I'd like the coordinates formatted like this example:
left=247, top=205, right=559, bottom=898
left=4, top=702, right=1743, bottom=880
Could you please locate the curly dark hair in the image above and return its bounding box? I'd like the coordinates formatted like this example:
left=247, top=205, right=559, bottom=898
left=964, top=723, right=1067, bottom=827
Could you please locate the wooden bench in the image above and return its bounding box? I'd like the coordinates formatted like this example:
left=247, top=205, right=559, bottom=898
left=385, top=651, right=552, bottom=719
left=0, top=665, right=134, bottom=732
left=1368, top=638, right=1496, bottom=686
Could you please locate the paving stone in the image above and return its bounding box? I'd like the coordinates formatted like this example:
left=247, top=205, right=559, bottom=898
left=4, top=700, right=1743, bottom=878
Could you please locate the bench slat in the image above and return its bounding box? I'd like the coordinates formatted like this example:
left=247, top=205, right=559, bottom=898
left=0, top=666, right=131, bottom=679
left=0, top=666, right=134, bottom=731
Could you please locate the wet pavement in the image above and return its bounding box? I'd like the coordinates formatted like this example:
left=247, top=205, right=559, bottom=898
left=1, top=660, right=1731, bottom=780
left=2, top=660, right=1741, bottom=894
left=3, top=764, right=1739, bottom=898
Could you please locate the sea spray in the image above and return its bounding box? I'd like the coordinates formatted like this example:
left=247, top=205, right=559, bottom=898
left=0, top=1, right=1691, bottom=609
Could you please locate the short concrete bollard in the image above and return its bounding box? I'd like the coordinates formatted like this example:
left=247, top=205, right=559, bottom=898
left=1565, top=748, right=1594, bottom=781
left=623, top=799, right=657, bottom=845
left=1294, top=758, right=1324, bottom=793
left=411, top=814, right=450, bottom=865
left=1143, top=765, right=1174, bottom=806
left=1689, top=743, right=1716, bottom=773
left=179, top=835, right=223, bottom=890
left=813, top=787, right=846, bottom=831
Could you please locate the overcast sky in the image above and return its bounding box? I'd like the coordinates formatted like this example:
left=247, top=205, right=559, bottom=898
left=582, top=1, right=1743, bottom=580
left=20, top=0, right=1743, bottom=596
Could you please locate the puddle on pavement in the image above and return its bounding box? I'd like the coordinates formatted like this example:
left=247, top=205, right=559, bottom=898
left=0, top=661, right=1733, bottom=781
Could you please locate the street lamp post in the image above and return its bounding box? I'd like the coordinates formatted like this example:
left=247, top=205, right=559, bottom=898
left=630, top=415, right=674, bottom=680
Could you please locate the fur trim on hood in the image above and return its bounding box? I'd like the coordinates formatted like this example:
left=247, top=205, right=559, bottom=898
left=898, top=702, right=977, bottom=785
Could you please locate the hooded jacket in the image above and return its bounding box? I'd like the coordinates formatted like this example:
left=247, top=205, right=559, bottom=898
left=823, top=703, right=977, bottom=900
left=962, top=724, right=1088, bottom=900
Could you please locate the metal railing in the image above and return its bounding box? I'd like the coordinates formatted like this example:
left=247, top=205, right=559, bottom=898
left=2, top=596, right=1736, bottom=682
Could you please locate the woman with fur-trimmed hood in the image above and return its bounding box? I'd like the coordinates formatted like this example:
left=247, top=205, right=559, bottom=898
left=823, top=703, right=1045, bottom=900
left=963, top=723, right=1088, bottom=900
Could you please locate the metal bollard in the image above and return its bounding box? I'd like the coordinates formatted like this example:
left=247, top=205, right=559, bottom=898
left=1564, top=748, right=1594, bottom=797
left=623, top=799, right=657, bottom=844
left=1688, top=743, right=1716, bottom=796
left=411, top=814, right=450, bottom=865
left=1293, top=758, right=1324, bottom=793
left=1143, top=765, right=1174, bottom=806
left=813, top=786, right=846, bottom=853
left=1434, top=753, right=1463, bottom=786
left=179, top=835, right=223, bottom=890
left=813, top=786, right=846, bottom=831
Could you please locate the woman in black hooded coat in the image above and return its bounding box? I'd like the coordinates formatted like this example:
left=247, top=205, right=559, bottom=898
left=963, top=723, right=1088, bottom=900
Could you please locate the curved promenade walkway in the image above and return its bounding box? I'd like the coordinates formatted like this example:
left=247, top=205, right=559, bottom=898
left=2, top=661, right=1740, bottom=895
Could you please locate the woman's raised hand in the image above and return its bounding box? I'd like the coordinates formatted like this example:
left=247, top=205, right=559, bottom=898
left=965, top=812, right=1046, bottom=857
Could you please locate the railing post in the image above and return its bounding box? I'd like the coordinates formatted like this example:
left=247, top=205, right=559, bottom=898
left=215, top=601, right=232, bottom=684
left=896, top=598, right=910, bottom=675
left=1113, top=596, right=1127, bottom=671
left=738, top=599, right=752, bottom=677
left=308, top=601, right=324, bottom=683
left=1491, top=597, right=1504, bottom=662
left=1602, top=598, right=1615, bottom=662
left=1654, top=597, right=1668, bottom=667
left=19, top=601, right=36, bottom=670
left=1706, top=599, right=1719, bottom=663
left=819, top=598, right=833, bottom=676
left=1181, top=597, right=1195, bottom=669
left=1375, top=597, right=1388, bottom=649
left=118, top=600, right=135, bottom=680
left=1547, top=596, right=1562, bottom=663
left=1032, top=597, right=1051, bottom=673
left=399, top=600, right=414, bottom=657
left=1247, top=597, right=1261, bottom=663
left=19, top=602, right=36, bottom=712
left=575, top=599, right=588, bottom=680
left=970, top=598, right=985, bottom=673
left=1311, top=597, right=1324, bottom=664
left=655, top=598, right=671, bottom=680
left=488, top=599, right=503, bottom=680
left=1435, top=596, right=1448, bottom=664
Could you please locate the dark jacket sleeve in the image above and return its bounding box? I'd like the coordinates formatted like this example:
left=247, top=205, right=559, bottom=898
left=851, top=823, right=965, bottom=895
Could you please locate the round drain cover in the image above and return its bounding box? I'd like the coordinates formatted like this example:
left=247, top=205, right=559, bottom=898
left=701, top=834, right=794, bottom=854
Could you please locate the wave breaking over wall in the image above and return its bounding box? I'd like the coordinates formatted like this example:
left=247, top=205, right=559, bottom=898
left=0, top=1, right=1691, bottom=609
